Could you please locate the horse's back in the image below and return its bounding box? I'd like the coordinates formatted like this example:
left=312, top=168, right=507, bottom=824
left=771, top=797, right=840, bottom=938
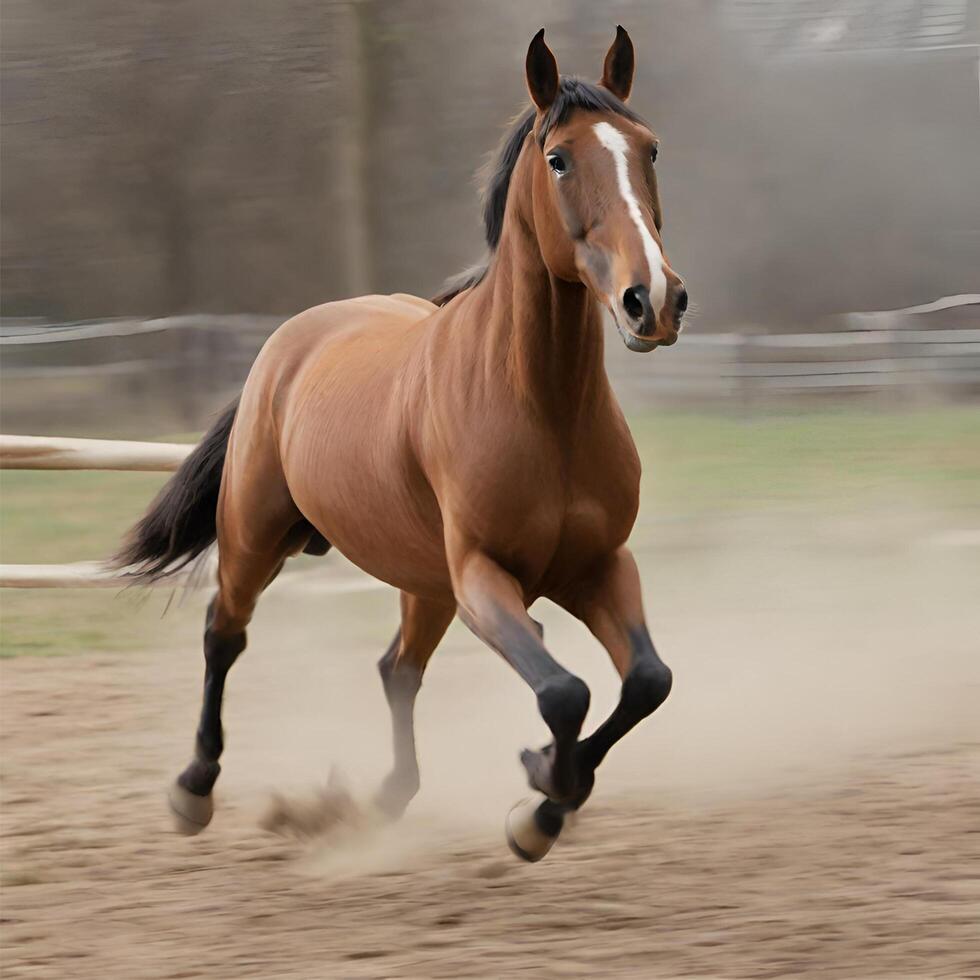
left=235, top=293, right=435, bottom=430
left=255, top=293, right=435, bottom=372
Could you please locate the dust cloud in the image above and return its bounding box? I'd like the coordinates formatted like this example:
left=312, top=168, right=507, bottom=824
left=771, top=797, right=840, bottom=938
left=2, top=504, right=978, bottom=976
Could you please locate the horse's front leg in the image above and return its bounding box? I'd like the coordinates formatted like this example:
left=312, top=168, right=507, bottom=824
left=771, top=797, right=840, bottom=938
left=450, top=549, right=592, bottom=860
left=523, top=548, right=673, bottom=830
left=573, top=548, right=672, bottom=774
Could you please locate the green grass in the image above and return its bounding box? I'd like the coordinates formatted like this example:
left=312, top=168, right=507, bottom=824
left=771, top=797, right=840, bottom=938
left=633, top=405, right=980, bottom=518
left=0, top=589, right=169, bottom=658
left=0, top=471, right=169, bottom=564
left=1, top=406, right=978, bottom=658
left=0, top=470, right=186, bottom=657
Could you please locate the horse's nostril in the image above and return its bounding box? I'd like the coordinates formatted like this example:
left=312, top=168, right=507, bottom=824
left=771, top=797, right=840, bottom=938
left=622, top=286, right=647, bottom=321
left=675, top=287, right=689, bottom=315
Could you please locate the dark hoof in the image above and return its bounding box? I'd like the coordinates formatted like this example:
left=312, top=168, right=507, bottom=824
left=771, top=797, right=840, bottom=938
left=168, top=781, right=213, bottom=836
left=506, top=798, right=561, bottom=863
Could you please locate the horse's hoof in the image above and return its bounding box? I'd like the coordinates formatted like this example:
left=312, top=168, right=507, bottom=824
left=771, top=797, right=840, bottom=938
left=505, top=798, right=559, bottom=863
left=168, top=782, right=213, bottom=836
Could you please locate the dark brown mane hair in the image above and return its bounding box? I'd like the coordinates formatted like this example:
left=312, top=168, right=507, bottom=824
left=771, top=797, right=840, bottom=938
left=432, top=77, right=641, bottom=306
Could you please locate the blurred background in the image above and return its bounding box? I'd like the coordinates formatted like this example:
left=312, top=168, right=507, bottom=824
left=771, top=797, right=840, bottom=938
left=1, top=4, right=979, bottom=977
left=2, top=0, right=979, bottom=433
left=3, top=0, right=979, bottom=321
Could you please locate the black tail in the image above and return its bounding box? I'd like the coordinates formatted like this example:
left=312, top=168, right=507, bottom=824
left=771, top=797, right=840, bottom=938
left=115, top=398, right=239, bottom=582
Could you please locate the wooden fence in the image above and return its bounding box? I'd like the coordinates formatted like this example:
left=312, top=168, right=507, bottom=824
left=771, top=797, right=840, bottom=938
left=3, top=302, right=978, bottom=424
left=0, top=436, right=196, bottom=588
left=0, top=434, right=192, bottom=472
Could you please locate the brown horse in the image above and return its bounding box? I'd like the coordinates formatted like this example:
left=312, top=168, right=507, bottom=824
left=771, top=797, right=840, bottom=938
left=118, top=26, right=687, bottom=862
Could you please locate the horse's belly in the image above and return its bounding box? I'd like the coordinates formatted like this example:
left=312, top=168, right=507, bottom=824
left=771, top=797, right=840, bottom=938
left=317, top=503, right=452, bottom=601
left=285, top=434, right=453, bottom=601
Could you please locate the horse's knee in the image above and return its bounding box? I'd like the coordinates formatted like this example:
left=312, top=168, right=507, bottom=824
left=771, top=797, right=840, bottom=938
left=209, top=573, right=263, bottom=633
left=623, top=658, right=672, bottom=718
left=536, top=673, right=591, bottom=738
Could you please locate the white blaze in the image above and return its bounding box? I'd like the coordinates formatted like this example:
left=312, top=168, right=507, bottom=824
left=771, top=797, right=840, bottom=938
left=592, top=121, right=667, bottom=314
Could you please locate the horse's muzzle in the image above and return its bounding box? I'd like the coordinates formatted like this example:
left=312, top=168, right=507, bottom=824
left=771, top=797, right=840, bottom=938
left=618, top=281, right=687, bottom=351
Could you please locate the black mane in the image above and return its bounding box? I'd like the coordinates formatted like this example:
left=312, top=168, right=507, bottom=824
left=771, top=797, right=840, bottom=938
left=432, top=77, right=641, bottom=306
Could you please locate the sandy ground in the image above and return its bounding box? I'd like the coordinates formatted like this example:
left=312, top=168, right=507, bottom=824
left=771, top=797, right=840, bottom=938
left=2, top=512, right=979, bottom=978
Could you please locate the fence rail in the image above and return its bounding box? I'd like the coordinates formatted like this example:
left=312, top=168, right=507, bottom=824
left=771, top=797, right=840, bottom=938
left=608, top=326, right=980, bottom=403
left=0, top=435, right=192, bottom=472
left=3, top=304, right=977, bottom=407
left=1, top=561, right=158, bottom=590
left=0, top=435, right=196, bottom=588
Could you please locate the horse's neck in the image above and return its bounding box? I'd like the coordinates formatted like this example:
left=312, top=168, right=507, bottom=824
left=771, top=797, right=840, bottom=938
left=468, top=218, right=608, bottom=426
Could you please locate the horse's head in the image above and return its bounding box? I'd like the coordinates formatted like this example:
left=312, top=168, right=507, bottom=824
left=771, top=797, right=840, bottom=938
left=525, top=28, right=687, bottom=352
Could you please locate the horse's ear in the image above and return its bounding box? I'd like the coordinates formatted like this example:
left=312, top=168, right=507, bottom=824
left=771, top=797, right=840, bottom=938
left=600, top=25, right=634, bottom=102
left=526, top=28, right=559, bottom=112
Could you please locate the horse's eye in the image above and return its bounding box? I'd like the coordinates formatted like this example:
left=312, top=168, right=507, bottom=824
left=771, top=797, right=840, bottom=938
left=650, top=145, right=659, bottom=164
left=547, top=154, right=567, bottom=176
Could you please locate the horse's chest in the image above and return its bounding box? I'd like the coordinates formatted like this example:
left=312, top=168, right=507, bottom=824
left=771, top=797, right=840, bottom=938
left=514, top=485, right=635, bottom=594
left=552, top=493, right=604, bottom=547
left=553, top=491, right=631, bottom=566
left=436, top=416, right=640, bottom=592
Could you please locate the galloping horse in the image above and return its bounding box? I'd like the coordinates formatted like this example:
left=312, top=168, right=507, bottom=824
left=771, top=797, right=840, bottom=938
left=118, top=27, right=688, bottom=862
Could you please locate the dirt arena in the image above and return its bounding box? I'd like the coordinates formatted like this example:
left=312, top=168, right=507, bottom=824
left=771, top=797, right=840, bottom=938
left=2, top=512, right=979, bottom=978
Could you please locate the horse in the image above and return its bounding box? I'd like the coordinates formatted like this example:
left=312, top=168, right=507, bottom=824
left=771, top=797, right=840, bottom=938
left=117, top=26, right=688, bottom=862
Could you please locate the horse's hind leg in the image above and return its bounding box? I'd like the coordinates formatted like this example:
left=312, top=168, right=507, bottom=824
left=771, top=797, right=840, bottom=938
left=374, top=593, right=454, bottom=819
left=169, top=469, right=309, bottom=835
